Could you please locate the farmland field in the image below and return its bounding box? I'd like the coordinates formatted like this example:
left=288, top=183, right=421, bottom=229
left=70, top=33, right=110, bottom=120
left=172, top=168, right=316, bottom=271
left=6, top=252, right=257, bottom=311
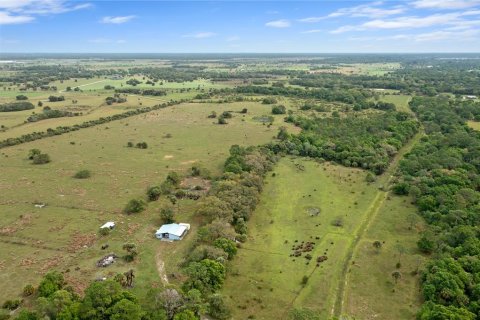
left=1, top=51, right=478, bottom=320
left=0, top=99, right=294, bottom=302
left=221, top=158, right=379, bottom=319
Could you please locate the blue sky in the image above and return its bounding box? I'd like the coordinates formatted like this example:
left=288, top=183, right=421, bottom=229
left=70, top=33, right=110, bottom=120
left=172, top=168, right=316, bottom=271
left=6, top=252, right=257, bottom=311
left=0, top=0, right=479, bottom=53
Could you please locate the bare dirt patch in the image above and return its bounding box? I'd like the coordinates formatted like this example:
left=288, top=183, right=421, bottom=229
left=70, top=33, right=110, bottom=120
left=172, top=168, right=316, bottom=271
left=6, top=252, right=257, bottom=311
left=155, top=250, right=169, bottom=285
left=67, top=232, right=97, bottom=253
left=164, top=155, right=174, bottom=159
left=180, top=177, right=211, bottom=193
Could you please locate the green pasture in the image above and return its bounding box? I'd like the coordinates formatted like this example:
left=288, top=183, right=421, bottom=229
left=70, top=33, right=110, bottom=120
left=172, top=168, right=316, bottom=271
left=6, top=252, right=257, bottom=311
left=222, top=158, right=379, bottom=319
left=0, top=100, right=294, bottom=303
left=343, top=195, right=425, bottom=319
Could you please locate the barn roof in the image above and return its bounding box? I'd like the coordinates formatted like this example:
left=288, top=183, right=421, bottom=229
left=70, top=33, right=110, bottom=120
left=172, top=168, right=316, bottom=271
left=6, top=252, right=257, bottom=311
left=156, top=223, right=187, bottom=237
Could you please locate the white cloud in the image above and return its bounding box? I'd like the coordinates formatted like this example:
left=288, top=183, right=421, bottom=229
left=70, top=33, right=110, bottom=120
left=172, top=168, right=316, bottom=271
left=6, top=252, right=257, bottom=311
left=0, top=0, right=91, bottom=25
left=265, top=19, right=291, bottom=28
left=301, top=29, right=322, bottom=34
left=182, top=32, right=217, bottom=39
left=0, top=0, right=92, bottom=14
left=0, top=11, right=34, bottom=24
left=330, top=11, right=480, bottom=33
left=347, top=28, right=480, bottom=42
left=299, top=2, right=405, bottom=22
left=414, top=28, right=480, bottom=41
left=412, top=0, right=480, bottom=9
left=101, top=15, right=136, bottom=24
left=226, top=36, right=240, bottom=42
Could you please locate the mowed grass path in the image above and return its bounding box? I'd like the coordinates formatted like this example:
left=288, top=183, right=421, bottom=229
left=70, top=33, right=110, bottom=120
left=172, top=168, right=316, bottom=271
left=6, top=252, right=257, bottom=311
left=0, top=100, right=291, bottom=302
left=222, top=158, right=379, bottom=319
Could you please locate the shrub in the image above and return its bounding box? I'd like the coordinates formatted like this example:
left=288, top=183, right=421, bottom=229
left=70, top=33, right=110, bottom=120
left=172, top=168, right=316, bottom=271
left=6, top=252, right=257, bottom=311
left=208, top=111, right=217, bottom=118
left=38, top=271, right=64, bottom=297
left=208, top=294, right=231, bottom=320
left=272, top=105, right=286, bottom=115
left=136, top=142, right=148, bottom=149
left=365, top=172, right=376, bottom=183
left=28, top=149, right=41, bottom=160
left=221, top=111, right=232, bottom=119
left=160, top=205, right=175, bottom=223
left=214, top=238, right=237, bottom=260
left=2, top=299, right=21, bottom=310
left=32, top=153, right=50, bottom=165
left=301, top=275, right=309, bottom=286
left=122, top=243, right=138, bottom=262
left=99, top=227, right=110, bottom=236
left=262, top=97, right=277, bottom=104
left=16, top=95, right=28, bottom=101
left=166, top=171, right=181, bottom=186
left=13, top=310, right=39, bottom=320
left=73, top=169, right=91, bottom=179
left=147, top=186, right=162, bottom=201
left=22, top=284, right=35, bottom=297
left=218, top=116, right=227, bottom=125
left=127, top=141, right=134, bottom=147
left=124, top=199, right=146, bottom=214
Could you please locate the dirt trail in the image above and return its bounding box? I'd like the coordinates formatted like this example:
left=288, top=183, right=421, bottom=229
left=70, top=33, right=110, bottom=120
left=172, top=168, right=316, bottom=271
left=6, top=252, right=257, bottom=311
left=155, top=249, right=169, bottom=285
left=58, top=79, right=107, bottom=93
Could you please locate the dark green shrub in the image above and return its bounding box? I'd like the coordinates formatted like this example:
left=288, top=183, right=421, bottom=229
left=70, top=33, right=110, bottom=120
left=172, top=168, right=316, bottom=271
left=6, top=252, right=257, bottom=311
left=2, top=299, right=21, bottom=310
left=22, top=284, right=35, bottom=297
left=32, top=153, right=50, bottom=165
left=124, top=199, right=146, bottom=214
left=272, top=105, right=286, bottom=115
left=147, top=186, right=161, bottom=201
left=73, top=169, right=91, bottom=179
left=99, top=227, right=110, bottom=236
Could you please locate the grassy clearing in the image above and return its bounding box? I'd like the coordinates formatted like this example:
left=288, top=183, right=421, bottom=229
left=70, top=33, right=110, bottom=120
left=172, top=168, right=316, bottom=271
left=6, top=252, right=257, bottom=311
left=468, top=120, right=480, bottom=131
left=222, top=158, right=379, bottom=319
left=378, top=94, right=413, bottom=114
left=343, top=195, right=425, bottom=320
left=0, top=100, right=294, bottom=303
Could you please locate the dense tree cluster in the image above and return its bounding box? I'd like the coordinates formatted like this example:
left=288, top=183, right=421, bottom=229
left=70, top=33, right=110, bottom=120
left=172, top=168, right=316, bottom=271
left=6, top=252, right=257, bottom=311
left=392, top=96, right=480, bottom=318
left=0, top=101, right=34, bottom=112
left=27, top=108, right=79, bottom=122
left=270, top=111, right=419, bottom=174
left=115, top=88, right=167, bottom=96
left=48, top=96, right=65, bottom=102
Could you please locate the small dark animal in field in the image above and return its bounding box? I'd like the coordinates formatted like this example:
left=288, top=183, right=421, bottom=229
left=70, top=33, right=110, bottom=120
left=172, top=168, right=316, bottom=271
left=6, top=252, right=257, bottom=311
left=101, top=244, right=109, bottom=250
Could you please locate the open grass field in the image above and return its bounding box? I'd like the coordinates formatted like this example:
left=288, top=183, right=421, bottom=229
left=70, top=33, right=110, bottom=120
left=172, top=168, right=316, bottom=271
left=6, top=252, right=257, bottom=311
left=0, top=100, right=296, bottom=303
left=222, top=158, right=379, bottom=319
left=309, top=63, right=401, bottom=76
left=343, top=195, right=425, bottom=319
left=222, top=126, right=425, bottom=319
left=468, top=120, right=480, bottom=131
left=0, top=77, right=231, bottom=137
left=378, top=94, right=413, bottom=114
